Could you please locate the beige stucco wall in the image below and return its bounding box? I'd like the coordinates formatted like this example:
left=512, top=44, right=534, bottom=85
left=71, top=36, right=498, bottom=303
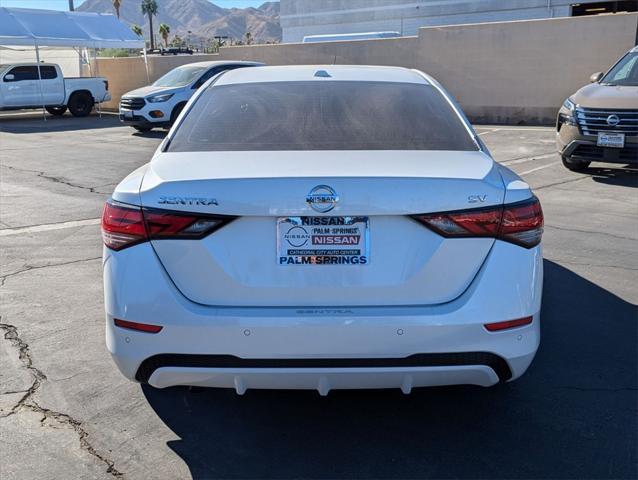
left=91, top=12, right=638, bottom=124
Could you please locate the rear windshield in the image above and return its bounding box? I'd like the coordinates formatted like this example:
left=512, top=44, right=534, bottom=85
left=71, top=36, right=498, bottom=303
left=167, top=81, right=477, bottom=152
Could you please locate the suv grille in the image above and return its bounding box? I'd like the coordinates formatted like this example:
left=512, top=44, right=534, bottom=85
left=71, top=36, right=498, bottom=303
left=120, top=97, right=145, bottom=110
left=576, top=107, right=638, bottom=136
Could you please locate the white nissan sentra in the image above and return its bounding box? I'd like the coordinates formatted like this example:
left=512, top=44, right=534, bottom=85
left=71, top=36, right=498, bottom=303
left=102, top=65, right=543, bottom=395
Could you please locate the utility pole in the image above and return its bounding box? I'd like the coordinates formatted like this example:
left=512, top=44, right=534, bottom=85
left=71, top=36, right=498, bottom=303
left=68, top=0, right=74, bottom=11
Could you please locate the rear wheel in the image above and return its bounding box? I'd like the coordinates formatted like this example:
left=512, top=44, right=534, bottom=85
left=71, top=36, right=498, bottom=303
left=67, top=92, right=94, bottom=117
left=562, top=155, right=591, bottom=172
left=45, top=106, right=67, bottom=116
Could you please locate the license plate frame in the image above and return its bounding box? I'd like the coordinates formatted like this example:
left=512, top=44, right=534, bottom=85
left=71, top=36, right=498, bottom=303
left=277, top=216, right=369, bottom=266
left=597, top=132, right=625, bottom=148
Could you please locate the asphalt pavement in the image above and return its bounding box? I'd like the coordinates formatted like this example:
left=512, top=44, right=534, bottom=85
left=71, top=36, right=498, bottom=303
left=0, top=113, right=636, bottom=479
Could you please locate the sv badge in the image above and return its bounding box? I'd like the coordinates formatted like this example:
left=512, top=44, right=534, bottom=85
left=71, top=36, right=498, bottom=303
left=468, top=195, right=487, bottom=203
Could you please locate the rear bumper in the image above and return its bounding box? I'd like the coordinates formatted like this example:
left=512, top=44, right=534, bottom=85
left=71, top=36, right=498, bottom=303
left=104, top=240, right=543, bottom=392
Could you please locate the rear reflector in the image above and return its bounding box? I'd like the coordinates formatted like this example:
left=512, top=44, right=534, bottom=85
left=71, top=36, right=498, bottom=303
left=484, top=316, right=533, bottom=332
left=412, top=196, right=543, bottom=248
left=101, top=199, right=237, bottom=251
left=114, top=318, right=163, bottom=333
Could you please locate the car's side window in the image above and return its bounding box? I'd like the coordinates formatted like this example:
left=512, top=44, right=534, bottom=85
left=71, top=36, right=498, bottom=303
left=4, top=66, right=39, bottom=82
left=39, top=66, right=58, bottom=80
left=193, top=67, right=221, bottom=89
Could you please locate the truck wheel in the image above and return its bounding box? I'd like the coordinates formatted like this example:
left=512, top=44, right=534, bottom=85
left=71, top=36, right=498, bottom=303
left=68, top=92, right=94, bottom=117
left=45, top=106, right=67, bottom=116
left=562, top=155, right=591, bottom=172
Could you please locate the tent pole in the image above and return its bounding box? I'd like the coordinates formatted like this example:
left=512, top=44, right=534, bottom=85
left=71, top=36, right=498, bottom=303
left=143, top=48, right=150, bottom=83
left=34, top=42, right=46, bottom=121
left=93, top=46, right=102, bottom=118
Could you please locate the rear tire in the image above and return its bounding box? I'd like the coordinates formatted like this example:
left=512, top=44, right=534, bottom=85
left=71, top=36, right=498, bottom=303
left=45, top=106, right=67, bottom=116
left=133, top=126, right=152, bottom=132
left=67, top=92, right=94, bottom=117
left=562, top=155, right=591, bottom=172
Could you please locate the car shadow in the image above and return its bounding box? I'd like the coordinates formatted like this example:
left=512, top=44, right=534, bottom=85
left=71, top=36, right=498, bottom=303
left=131, top=129, right=167, bottom=139
left=587, top=165, right=638, bottom=188
left=0, top=111, right=121, bottom=134
left=141, top=260, right=637, bottom=479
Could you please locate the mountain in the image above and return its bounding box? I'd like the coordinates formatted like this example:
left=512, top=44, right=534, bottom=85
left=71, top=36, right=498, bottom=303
left=77, top=0, right=281, bottom=44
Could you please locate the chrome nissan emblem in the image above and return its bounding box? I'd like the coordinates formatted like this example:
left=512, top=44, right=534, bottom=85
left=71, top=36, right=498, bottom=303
left=606, top=114, right=620, bottom=126
left=306, top=185, right=339, bottom=213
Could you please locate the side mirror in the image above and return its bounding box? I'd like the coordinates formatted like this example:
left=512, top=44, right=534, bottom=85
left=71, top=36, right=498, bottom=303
left=4, top=73, right=15, bottom=82
left=589, top=71, right=603, bottom=83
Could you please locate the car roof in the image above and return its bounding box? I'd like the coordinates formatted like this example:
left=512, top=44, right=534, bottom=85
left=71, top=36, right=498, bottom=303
left=2, top=62, right=58, bottom=68
left=214, top=65, right=429, bottom=85
left=177, top=60, right=264, bottom=68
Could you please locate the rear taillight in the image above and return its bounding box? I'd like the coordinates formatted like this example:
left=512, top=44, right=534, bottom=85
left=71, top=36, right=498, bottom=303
left=412, top=196, right=543, bottom=248
left=101, top=199, right=236, bottom=251
left=101, top=200, right=146, bottom=251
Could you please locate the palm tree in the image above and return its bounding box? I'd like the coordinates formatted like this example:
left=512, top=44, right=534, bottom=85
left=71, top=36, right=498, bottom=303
left=112, top=0, right=121, bottom=18
left=131, top=24, right=143, bottom=37
left=159, top=23, right=170, bottom=48
left=141, top=0, right=158, bottom=50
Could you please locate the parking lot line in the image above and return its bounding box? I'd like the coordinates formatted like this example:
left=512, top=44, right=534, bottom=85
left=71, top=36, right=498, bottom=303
left=519, top=161, right=561, bottom=175
left=0, top=218, right=100, bottom=237
left=501, top=152, right=557, bottom=166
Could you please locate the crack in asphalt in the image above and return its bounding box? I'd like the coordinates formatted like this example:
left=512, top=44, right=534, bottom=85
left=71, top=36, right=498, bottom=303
left=1, top=164, right=112, bottom=195
left=0, top=320, right=123, bottom=478
left=0, top=257, right=102, bottom=287
left=535, top=175, right=590, bottom=190
left=556, top=260, right=638, bottom=271
left=545, top=224, right=637, bottom=243
left=0, top=322, right=48, bottom=419
left=31, top=400, right=124, bottom=477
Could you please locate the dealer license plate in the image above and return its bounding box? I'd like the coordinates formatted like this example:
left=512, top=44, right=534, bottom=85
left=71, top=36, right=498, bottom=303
left=597, top=132, right=624, bottom=148
left=277, top=216, right=369, bottom=266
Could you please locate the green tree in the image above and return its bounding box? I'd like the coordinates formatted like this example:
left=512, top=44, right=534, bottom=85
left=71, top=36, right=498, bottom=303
left=141, top=0, right=158, bottom=50
left=159, top=23, right=170, bottom=48
left=245, top=31, right=253, bottom=45
left=170, top=34, right=184, bottom=47
left=112, top=0, right=121, bottom=18
left=131, top=24, right=143, bottom=37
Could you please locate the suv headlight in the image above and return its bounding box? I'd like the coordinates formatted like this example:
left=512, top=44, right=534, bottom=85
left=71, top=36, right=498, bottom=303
left=147, top=93, right=174, bottom=103
left=562, top=98, right=575, bottom=111
left=559, top=97, right=577, bottom=127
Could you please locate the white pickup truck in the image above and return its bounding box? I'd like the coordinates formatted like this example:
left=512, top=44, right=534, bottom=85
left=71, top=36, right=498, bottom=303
left=0, top=63, right=110, bottom=117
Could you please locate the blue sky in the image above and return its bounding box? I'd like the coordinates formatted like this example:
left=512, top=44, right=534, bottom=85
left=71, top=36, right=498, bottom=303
left=0, top=0, right=266, bottom=9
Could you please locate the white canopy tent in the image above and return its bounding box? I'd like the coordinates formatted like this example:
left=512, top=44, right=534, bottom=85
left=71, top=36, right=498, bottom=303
left=0, top=7, right=146, bottom=118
